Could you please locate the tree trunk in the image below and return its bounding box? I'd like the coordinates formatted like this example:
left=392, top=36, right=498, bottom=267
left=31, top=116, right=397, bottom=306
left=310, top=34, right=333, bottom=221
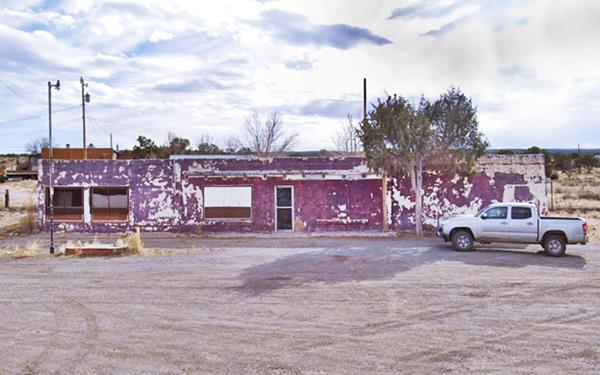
left=408, top=156, right=424, bottom=236
left=414, top=155, right=424, bottom=235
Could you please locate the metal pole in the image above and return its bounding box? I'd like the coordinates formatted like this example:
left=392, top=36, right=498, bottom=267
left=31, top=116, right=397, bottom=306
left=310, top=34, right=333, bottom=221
left=550, top=180, right=554, bottom=211
left=48, top=81, right=55, bottom=254
left=81, top=77, right=87, bottom=160
left=363, top=78, right=367, bottom=121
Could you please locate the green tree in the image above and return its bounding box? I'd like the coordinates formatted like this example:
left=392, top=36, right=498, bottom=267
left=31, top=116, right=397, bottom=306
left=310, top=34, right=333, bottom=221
left=359, top=87, right=488, bottom=235
left=523, top=146, right=542, bottom=154
left=167, top=132, right=190, bottom=155
left=132, top=136, right=159, bottom=159
left=552, top=153, right=573, bottom=173
left=496, top=149, right=514, bottom=155
left=523, top=146, right=553, bottom=178
left=195, top=134, right=223, bottom=154
left=577, top=154, right=599, bottom=173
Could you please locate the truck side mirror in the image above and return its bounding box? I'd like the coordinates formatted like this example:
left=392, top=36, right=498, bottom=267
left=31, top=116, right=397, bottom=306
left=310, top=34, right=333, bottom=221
left=481, top=213, right=488, bottom=220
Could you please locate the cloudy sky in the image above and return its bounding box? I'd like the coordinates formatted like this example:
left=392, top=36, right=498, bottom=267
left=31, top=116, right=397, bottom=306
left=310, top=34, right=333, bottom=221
left=1, top=0, right=600, bottom=153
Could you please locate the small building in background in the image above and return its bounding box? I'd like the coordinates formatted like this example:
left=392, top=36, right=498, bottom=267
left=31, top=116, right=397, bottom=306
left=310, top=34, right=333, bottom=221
left=0, top=154, right=39, bottom=181
left=41, top=145, right=117, bottom=160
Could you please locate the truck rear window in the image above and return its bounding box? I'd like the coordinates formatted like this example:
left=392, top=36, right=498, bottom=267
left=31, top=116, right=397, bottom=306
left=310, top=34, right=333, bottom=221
left=511, top=207, right=532, bottom=219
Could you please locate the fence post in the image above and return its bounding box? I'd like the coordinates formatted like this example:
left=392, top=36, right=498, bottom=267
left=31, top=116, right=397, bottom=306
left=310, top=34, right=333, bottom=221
left=4, top=189, right=8, bottom=209
left=550, top=180, right=554, bottom=211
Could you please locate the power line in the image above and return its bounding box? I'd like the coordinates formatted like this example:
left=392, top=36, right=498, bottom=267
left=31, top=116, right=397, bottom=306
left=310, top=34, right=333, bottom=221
left=0, top=79, right=45, bottom=108
left=86, top=110, right=112, bottom=136
left=1, top=116, right=82, bottom=140
left=0, top=105, right=79, bottom=126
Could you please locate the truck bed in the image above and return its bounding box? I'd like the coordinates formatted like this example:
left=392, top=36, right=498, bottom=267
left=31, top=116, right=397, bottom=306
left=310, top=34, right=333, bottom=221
left=540, top=216, right=583, bottom=221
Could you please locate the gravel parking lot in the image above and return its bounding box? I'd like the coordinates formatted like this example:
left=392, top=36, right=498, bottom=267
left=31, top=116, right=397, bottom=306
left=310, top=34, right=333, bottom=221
left=1, top=235, right=599, bottom=374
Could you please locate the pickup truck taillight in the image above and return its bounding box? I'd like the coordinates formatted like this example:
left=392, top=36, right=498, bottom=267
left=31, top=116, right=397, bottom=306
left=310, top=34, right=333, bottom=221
left=582, top=223, right=589, bottom=234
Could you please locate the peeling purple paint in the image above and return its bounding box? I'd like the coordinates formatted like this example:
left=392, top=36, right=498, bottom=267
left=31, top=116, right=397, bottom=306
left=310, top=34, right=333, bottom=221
left=38, top=155, right=546, bottom=233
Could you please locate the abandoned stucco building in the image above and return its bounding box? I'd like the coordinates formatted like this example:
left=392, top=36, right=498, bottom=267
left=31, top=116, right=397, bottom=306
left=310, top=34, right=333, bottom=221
left=38, top=154, right=547, bottom=233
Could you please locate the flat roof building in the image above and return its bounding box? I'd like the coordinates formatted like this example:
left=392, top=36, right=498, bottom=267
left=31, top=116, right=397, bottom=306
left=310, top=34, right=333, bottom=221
left=37, top=154, right=547, bottom=233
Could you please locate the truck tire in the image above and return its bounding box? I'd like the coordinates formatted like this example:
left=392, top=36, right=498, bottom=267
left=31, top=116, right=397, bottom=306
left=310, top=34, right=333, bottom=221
left=451, top=230, right=474, bottom=251
left=543, top=234, right=566, bottom=257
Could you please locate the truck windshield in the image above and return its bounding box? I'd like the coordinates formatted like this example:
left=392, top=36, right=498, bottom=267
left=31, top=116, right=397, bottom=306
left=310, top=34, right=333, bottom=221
left=476, top=205, right=491, bottom=217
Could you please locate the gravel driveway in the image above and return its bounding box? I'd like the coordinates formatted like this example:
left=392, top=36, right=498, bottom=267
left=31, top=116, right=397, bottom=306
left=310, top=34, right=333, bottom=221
left=1, top=235, right=598, bottom=374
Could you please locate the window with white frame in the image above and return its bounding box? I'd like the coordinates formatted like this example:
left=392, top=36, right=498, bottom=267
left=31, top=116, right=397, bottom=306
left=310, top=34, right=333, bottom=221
left=91, top=187, right=129, bottom=221
left=45, top=187, right=83, bottom=221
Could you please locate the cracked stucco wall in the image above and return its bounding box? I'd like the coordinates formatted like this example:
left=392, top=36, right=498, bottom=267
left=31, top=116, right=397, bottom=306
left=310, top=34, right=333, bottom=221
left=387, top=154, right=547, bottom=230
left=38, top=154, right=545, bottom=233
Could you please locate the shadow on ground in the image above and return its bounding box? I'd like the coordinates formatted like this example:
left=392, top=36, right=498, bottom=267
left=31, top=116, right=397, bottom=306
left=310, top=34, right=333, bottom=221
left=236, top=244, right=587, bottom=295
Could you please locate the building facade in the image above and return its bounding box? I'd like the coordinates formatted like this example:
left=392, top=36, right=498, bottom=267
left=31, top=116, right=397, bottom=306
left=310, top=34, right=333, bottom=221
left=38, top=154, right=547, bottom=233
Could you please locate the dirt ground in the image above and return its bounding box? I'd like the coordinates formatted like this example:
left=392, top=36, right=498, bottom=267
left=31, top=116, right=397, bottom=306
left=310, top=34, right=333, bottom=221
left=0, top=235, right=598, bottom=374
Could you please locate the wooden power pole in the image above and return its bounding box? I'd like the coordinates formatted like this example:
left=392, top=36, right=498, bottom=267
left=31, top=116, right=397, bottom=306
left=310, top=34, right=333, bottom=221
left=80, top=77, right=90, bottom=159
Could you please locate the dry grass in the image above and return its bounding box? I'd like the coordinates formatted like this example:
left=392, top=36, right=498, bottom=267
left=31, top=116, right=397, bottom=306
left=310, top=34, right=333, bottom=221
left=550, top=168, right=600, bottom=240
left=122, top=228, right=143, bottom=254
left=0, top=240, right=43, bottom=259
left=0, top=208, right=38, bottom=237
left=0, top=187, right=38, bottom=237
left=578, top=190, right=600, bottom=201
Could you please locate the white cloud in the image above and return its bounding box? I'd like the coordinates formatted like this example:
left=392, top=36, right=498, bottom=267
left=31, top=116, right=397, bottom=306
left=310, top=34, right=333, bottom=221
left=149, top=30, right=175, bottom=43
left=1, top=0, right=600, bottom=153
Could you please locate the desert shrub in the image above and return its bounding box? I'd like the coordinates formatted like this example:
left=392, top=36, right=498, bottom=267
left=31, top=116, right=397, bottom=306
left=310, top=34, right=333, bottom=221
left=0, top=209, right=38, bottom=236
left=1, top=241, right=42, bottom=258
left=560, top=193, right=575, bottom=200
left=125, top=228, right=143, bottom=254
left=579, top=190, right=600, bottom=200
left=17, top=210, right=38, bottom=234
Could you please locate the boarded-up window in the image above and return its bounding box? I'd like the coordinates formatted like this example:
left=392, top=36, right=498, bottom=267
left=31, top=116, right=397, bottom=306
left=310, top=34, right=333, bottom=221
left=204, top=186, right=252, bottom=219
left=45, top=187, right=83, bottom=221
left=91, top=187, right=128, bottom=221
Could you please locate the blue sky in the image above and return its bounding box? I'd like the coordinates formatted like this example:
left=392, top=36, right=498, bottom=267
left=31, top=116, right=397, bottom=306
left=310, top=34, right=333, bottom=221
left=1, top=0, right=600, bottom=153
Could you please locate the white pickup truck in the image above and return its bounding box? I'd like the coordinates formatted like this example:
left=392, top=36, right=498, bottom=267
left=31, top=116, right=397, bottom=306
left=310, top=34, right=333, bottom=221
left=437, top=203, right=589, bottom=256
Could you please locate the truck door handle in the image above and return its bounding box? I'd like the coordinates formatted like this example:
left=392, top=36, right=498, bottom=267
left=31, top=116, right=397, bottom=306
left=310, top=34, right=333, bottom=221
left=526, top=222, right=534, bottom=226
left=500, top=221, right=508, bottom=225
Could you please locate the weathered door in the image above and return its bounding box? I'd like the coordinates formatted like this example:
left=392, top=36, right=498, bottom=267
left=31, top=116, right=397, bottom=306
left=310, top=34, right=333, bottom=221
left=275, top=186, right=293, bottom=231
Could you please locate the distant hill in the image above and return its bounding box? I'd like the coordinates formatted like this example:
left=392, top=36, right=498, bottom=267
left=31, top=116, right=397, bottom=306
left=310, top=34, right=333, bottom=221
left=488, top=148, right=600, bottom=155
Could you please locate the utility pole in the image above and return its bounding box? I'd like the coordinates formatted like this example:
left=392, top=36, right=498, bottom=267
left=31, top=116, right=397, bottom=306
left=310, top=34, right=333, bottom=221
left=48, top=80, right=60, bottom=254
left=80, top=77, right=91, bottom=159
left=110, top=133, right=113, bottom=150
left=578, top=143, right=581, bottom=174
left=363, top=78, right=367, bottom=121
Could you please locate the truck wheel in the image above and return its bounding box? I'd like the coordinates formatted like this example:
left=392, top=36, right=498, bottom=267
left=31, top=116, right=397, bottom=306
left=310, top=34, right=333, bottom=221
left=451, top=230, right=474, bottom=251
left=543, top=234, right=566, bottom=257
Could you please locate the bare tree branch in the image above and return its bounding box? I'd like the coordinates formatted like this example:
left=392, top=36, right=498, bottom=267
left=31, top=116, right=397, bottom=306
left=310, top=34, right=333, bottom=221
left=239, top=111, right=297, bottom=156
left=332, top=114, right=361, bottom=153
left=25, top=136, right=51, bottom=154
